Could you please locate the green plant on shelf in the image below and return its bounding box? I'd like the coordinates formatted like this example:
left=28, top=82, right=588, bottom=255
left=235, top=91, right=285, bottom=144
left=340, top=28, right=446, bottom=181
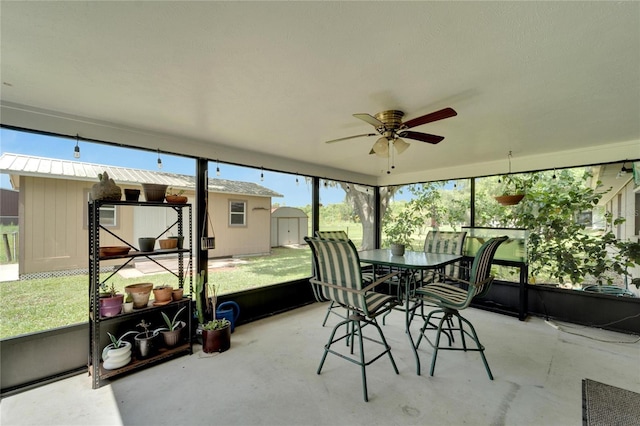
left=166, top=187, right=185, bottom=196
left=100, top=282, right=117, bottom=297
left=137, top=319, right=165, bottom=337
left=107, top=331, right=137, bottom=349
left=161, top=306, right=186, bottom=331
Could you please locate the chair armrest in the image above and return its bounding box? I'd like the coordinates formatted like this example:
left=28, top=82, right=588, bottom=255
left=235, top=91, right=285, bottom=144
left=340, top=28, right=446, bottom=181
left=310, top=271, right=400, bottom=296
left=435, top=273, right=493, bottom=289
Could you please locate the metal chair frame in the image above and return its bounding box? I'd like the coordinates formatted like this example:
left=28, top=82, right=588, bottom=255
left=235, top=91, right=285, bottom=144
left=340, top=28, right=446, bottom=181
left=414, top=236, right=508, bottom=378
left=306, top=236, right=400, bottom=402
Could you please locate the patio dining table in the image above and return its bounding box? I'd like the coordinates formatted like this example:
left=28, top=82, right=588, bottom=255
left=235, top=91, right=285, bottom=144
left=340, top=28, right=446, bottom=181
left=358, top=249, right=463, bottom=375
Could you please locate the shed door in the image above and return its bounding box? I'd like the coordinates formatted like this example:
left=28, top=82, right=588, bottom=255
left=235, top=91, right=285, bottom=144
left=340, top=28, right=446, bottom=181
left=278, top=218, right=299, bottom=246
left=133, top=206, right=172, bottom=248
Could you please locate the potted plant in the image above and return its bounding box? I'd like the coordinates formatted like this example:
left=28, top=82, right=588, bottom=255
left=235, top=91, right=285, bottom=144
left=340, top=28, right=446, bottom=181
left=382, top=211, right=421, bottom=256
left=123, top=292, right=134, bottom=313
left=102, top=331, right=137, bottom=370
left=168, top=233, right=184, bottom=249
left=201, top=318, right=231, bottom=353
left=494, top=174, right=527, bottom=206
left=91, top=171, right=122, bottom=201
left=160, top=306, right=186, bottom=347
left=165, top=188, right=188, bottom=204
left=99, top=283, right=124, bottom=317
left=124, top=282, right=153, bottom=308
left=152, top=285, right=173, bottom=305
left=194, top=270, right=230, bottom=349
left=134, top=319, right=163, bottom=359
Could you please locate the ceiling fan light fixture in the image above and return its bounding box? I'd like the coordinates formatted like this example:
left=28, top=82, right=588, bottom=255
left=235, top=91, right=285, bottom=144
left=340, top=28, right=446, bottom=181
left=373, top=137, right=389, bottom=157
left=393, top=138, right=410, bottom=154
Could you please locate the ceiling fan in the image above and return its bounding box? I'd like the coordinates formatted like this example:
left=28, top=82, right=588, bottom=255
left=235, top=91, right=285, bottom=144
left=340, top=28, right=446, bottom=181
left=326, top=108, right=457, bottom=157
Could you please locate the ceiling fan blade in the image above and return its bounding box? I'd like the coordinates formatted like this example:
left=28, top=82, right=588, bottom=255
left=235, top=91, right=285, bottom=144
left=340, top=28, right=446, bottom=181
left=325, top=133, right=376, bottom=144
left=402, top=107, right=457, bottom=129
left=399, top=131, right=444, bottom=144
left=353, top=113, right=385, bottom=128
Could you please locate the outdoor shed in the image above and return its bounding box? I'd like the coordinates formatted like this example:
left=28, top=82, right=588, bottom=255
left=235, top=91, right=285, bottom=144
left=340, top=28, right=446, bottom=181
left=270, top=207, right=308, bottom=247
left=0, top=153, right=282, bottom=278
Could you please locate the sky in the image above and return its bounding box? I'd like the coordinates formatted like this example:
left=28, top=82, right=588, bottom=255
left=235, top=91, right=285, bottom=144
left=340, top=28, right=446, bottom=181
left=0, top=128, right=346, bottom=207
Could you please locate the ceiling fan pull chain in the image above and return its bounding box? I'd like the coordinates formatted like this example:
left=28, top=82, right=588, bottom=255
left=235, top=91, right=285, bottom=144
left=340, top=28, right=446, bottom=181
left=391, top=139, right=396, bottom=171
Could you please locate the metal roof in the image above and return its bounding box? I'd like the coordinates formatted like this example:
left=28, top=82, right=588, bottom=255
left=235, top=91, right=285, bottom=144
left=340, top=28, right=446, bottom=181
left=0, top=153, right=282, bottom=198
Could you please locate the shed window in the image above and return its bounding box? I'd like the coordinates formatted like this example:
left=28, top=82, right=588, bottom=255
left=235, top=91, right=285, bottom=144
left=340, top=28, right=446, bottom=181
left=83, top=191, right=118, bottom=228
left=100, top=204, right=117, bottom=227
left=229, top=200, right=247, bottom=226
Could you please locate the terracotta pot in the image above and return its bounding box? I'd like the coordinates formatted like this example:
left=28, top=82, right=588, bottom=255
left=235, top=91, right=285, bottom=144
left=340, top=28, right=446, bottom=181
left=165, top=195, right=188, bottom=204
left=153, top=286, right=173, bottom=304
left=172, top=288, right=184, bottom=301
left=124, top=283, right=153, bottom=308
left=202, top=325, right=231, bottom=353
left=159, top=238, right=177, bottom=249
left=168, top=236, right=184, bottom=249
left=494, top=194, right=525, bottom=206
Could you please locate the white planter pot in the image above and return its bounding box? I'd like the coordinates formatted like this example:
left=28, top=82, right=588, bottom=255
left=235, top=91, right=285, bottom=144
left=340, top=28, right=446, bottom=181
left=102, top=341, right=132, bottom=370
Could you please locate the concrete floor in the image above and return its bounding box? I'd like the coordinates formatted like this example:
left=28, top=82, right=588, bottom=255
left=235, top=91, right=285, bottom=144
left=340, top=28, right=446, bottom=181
left=2, top=303, right=639, bottom=426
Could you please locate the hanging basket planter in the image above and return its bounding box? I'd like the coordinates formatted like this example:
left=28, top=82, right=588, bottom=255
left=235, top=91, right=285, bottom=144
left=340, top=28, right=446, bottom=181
left=201, top=196, right=216, bottom=250
left=494, top=194, right=525, bottom=206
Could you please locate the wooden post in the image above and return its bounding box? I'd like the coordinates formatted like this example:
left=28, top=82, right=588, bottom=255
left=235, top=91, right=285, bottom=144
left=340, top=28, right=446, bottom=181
left=2, top=233, right=11, bottom=262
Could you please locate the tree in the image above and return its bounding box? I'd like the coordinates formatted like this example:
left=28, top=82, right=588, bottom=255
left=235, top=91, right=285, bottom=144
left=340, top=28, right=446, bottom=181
left=475, top=169, right=626, bottom=286
left=336, top=183, right=399, bottom=250
left=381, top=182, right=446, bottom=248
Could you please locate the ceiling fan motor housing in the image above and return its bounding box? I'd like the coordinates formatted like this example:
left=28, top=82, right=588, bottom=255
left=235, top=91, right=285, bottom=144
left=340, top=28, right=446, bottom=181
left=374, top=110, right=405, bottom=131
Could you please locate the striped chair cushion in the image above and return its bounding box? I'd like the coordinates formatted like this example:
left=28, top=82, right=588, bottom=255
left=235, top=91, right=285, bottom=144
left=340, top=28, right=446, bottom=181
left=469, top=235, right=508, bottom=297
left=424, top=231, right=467, bottom=255
left=316, top=230, right=349, bottom=241
left=315, top=230, right=374, bottom=288
left=423, top=230, right=467, bottom=278
left=305, top=237, right=395, bottom=317
left=416, top=236, right=508, bottom=310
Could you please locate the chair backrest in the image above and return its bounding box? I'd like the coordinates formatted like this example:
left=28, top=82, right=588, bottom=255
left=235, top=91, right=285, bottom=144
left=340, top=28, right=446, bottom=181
left=424, top=230, right=467, bottom=254
left=307, top=238, right=329, bottom=303
left=316, top=230, right=349, bottom=241
left=305, top=236, right=367, bottom=313
left=468, top=236, right=509, bottom=297
left=424, top=230, right=467, bottom=276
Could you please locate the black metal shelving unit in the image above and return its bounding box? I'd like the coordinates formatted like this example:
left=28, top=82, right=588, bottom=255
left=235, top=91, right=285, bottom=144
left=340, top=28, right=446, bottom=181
left=88, top=200, right=193, bottom=389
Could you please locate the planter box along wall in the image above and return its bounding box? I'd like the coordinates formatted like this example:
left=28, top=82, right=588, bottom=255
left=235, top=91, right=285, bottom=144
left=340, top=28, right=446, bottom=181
left=473, top=280, right=640, bottom=334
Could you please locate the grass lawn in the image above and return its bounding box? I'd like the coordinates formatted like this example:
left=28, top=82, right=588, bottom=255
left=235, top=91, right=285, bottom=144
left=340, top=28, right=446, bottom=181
left=0, top=247, right=311, bottom=339
left=0, top=225, right=19, bottom=264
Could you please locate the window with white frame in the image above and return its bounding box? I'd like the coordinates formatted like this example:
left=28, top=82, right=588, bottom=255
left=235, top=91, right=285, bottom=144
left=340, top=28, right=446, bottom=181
left=100, top=204, right=117, bottom=227
left=229, top=200, right=247, bottom=226
left=83, top=190, right=118, bottom=228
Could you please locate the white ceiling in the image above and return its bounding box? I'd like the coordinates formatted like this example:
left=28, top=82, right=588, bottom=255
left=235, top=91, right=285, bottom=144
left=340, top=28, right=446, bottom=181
left=1, top=1, right=639, bottom=186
